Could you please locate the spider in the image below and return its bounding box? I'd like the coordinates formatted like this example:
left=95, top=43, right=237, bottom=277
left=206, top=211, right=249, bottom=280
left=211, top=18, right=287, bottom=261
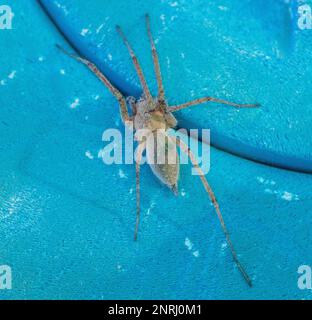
left=57, top=14, right=259, bottom=286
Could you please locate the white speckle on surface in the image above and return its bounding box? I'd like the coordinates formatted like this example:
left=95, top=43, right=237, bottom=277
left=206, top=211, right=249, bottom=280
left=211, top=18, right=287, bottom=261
left=107, top=54, right=113, bottom=61
left=85, top=151, right=94, bottom=160
left=147, top=202, right=156, bottom=215
left=117, top=264, right=123, bottom=271
left=118, top=169, right=127, bottom=179
left=6, top=195, right=22, bottom=216
left=264, top=185, right=299, bottom=201
left=60, top=69, right=66, bottom=75
left=257, top=176, right=276, bottom=186
left=54, top=1, right=69, bottom=15
left=281, top=191, right=299, bottom=201
left=180, top=52, right=185, bottom=59
left=181, top=189, right=186, bottom=197
left=185, top=238, right=200, bottom=258
left=70, top=98, right=80, bottom=109
left=1, top=188, right=43, bottom=222
left=160, top=14, right=166, bottom=23
left=129, top=188, right=134, bottom=194
left=80, top=28, right=90, bottom=37
left=218, top=5, right=229, bottom=11
left=38, top=56, right=45, bottom=62
left=193, top=251, right=200, bottom=257
left=0, top=80, right=7, bottom=86
left=221, top=242, right=227, bottom=250
left=185, top=237, right=194, bottom=251
left=93, top=95, right=100, bottom=101
left=166, top=56, right=171, bottom=70
left=96, top=23, right=104, bottom=34
left=8, top=71, right=16, bottom=79
left=115, top=118, right=121, bottom=127
left=170, top=1, right=178, bottom=6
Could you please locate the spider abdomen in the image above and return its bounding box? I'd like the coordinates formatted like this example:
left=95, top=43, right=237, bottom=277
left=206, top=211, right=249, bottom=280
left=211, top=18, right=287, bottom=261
left=146, top=131, right=180, bottom=194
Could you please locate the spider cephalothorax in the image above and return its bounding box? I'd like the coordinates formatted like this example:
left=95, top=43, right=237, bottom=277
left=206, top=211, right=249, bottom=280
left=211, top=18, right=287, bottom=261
left=132, top=96, right=177, bottom=131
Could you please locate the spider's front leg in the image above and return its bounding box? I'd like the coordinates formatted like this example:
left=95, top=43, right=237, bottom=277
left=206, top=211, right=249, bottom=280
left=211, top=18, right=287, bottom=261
left=145, top=14, right=166, bottom=103
left=169, top=96, right=260, bottom=112
left=56, top=45, right=132, bottom=124
left=116, top=25, right=153, bottom=105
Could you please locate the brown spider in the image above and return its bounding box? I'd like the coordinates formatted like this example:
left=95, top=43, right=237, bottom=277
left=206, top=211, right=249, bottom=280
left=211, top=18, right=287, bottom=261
left=57, top=14, right=259, bottom=286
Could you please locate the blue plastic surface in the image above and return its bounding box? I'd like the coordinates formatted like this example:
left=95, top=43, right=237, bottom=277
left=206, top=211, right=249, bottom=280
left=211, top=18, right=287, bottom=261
left=39, top=0, right=312, bottom=173
left=1, top=0, right=312, bottom=300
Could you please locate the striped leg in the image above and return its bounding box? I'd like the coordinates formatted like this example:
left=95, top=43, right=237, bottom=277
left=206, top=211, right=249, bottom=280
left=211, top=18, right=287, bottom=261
left=116, top=26, right=153, bottom=104
left=174, top=137, right=252, bottom=287
left=169, top=96, right=260, bottom=112
left=145, top=14, right=165, bottom=103
left=56, top=45, right=131, bottom=124
left=134, top=142, right=147, bottom=241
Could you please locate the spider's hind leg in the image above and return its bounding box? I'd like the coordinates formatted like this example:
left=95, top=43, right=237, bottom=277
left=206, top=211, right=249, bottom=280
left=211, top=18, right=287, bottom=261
left=134, top=142, right=146, bottom=241
left=174, top=136, right=252, bottom=287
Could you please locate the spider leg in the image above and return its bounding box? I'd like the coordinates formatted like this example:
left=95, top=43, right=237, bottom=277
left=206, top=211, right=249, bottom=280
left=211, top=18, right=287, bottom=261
left=174, top=137, right=252, bottom=287
left=145, top=14, right=166, bottom=103
left=134, top=142, right=147, bottom=241
left=169, top=96, right=260, bottom=112
left=126, top=96, right=137, bottom=114
left=116, top=26, right=153, bottom=104
left=56, top=45, right=131, bottom=124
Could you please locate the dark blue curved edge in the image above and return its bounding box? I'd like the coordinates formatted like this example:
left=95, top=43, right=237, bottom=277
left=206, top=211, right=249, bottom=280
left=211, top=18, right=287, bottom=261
left=37, top=0, right=141, bottom=98
left=38, top=0, right=312, bottom=174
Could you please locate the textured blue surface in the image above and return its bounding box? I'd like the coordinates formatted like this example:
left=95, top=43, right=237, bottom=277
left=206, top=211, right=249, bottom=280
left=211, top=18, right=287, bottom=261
left=1, top=1, right=312, bottom=300
left=39, top=0, right=312, bottom=172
